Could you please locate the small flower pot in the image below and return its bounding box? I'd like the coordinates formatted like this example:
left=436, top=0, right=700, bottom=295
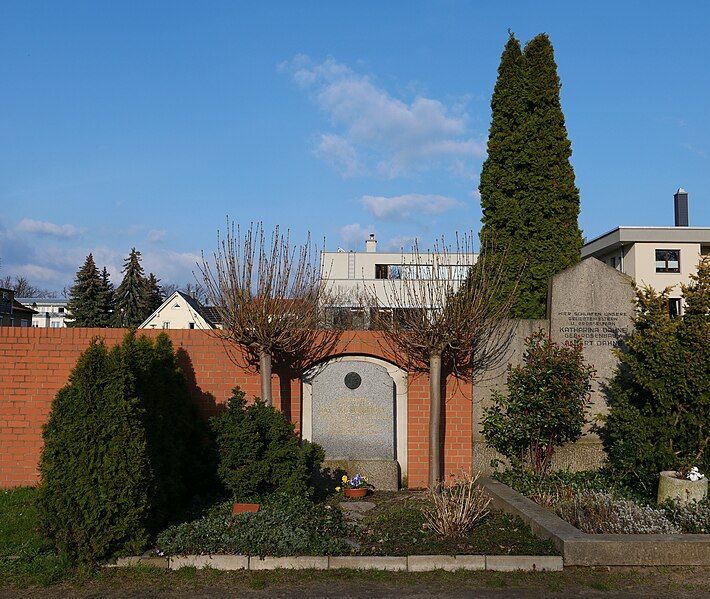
left=232, top=502, right=260, bottom=515
left=657, top=471, right=708, bottom=506
left=344, top=487, right=368, bottom=499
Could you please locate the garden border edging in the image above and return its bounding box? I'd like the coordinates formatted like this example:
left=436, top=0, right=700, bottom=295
left=478, top=476, right=710, bottom=566
left=113, top=554, right=562, bottom=572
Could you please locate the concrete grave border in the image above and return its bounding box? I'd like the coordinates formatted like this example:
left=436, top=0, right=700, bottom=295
left=478, top=476, right=710, bottom=566
left=113, top=554, right=562, bottom=572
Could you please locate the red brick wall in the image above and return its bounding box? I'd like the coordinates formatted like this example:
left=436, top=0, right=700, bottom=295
left=0, top=328, right=472, bottom=489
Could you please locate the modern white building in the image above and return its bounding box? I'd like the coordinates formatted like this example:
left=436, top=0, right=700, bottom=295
left=582, top=189, right=710, bottom=315
left=16, top=298, right=70, bottom=328
left=139, top=291, right=219, bottom=330
left=320, top=234, right=478, bottom=328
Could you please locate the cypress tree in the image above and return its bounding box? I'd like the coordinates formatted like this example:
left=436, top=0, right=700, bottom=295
left=517, top=34, right=582, bottom=318
left=114, top=248, right=149, bottom=327
left=479, top=33, right=582, bottom=319
left=66, top=254, right=106, bottom=327
left=479, top=33, right=526, bottom=313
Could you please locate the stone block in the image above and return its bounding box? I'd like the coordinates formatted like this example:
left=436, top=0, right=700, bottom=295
left=113, top=556, right=169, bottom=569
left=248, top=556, right=328, bottom=570
left=407, top=555, right=485, bottom=571
left=485, top=555, right=563, bottom=572
left=169, top=555, right=248, bottom=570
left=329, top=556, right=407, bottom=571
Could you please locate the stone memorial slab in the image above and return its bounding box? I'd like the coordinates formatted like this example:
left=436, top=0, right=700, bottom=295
left=310, top=361, right=395, bottom=460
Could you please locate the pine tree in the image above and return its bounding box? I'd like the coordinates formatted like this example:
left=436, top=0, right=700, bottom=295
left=66, top=254, right=106, bottom=327
left=479, top=33, right=582, bottom=319
left=114, top=248, right=149, bottom=327
left=99, top=267, right=115, bottom=327
left=143, top=273, right=163, bottom=316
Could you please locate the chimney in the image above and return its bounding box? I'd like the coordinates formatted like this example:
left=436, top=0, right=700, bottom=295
left=365, top=233, right=377, bottom=253
left=674, top=188, right=689, bottom=227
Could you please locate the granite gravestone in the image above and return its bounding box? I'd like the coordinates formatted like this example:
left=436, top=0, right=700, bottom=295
left=310, top=360, right=395, bottom=460
left=548, top=258, right=635, bottom=468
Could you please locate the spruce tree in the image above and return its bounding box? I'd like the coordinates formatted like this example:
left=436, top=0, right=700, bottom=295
left=114, top=248, right=149, bottom=327
left=99, top=267, right=115, bottom=327
left=479, top=33, right=582, bottom=319
left=66, top=254, right=106, bottom=327
left=143, top=273, right=163, bottom=316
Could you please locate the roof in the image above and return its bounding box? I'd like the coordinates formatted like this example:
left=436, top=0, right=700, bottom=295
left=16, top=298, right=69, bottom=307
left=138, top=291, right=217, bottom=329
left=12, top=300, right=38, bottom=315
left=582, top=226, right=710, bottom=258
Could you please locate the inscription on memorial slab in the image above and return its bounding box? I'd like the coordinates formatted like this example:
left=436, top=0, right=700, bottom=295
left=310, top=361, right=395, bottom=460
left=549, top=258, right=635, bottom=417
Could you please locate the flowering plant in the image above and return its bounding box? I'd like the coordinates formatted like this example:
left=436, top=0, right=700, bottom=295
left=335, top=473, right=368, bottom=492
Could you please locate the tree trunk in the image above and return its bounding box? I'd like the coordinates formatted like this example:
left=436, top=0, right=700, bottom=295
left=259, top=349, right=273, bottom=406
left=428, top=353, right=442, bottom=487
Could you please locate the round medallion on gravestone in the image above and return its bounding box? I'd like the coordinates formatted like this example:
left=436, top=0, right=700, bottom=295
left=344, top=372, right=362, bottom=390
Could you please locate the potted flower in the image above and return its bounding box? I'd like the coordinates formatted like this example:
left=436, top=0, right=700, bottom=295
left=658, top=466, right=708, bottom=506
left=337, top=473, right=369, bottom=498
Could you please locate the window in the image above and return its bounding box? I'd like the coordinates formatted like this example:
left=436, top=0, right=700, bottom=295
left=450, top=265, right=470, bottom=280
left=668, top=298, right=681, bottom=318
left=610, top=257, right=616, bottom=268
left=20, top=319, right=28, bottom=327
left=50, top=321, right=60, bottom=328
left=188, top=322, right=195, bottom=329
left=655, top=249, right=680, bottom=273
left=162, top=321, right=170, bottom=329
left=328, top=307, right=366, bottom=329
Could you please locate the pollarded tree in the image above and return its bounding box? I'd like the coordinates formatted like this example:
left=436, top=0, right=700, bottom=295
left=200, top=221, right=341, bottom=407
left=365, top=234, right=517, bottom=486
left=66, top=254, right=107, bottom=327
left=114, top=248, right=149, bottom=327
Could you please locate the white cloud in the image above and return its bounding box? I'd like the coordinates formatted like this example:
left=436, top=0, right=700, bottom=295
left=339, top=223, right=375, bottom=249
left=314, top=134, right=360, bottom=177
left=361, top=193, right=462, bottom=221
left=281, top=56, right=485, bottom=178
left=147, top=229, right=166, bottom=243
left=16, top=218, right=82, bottom=238
left=384, top=235, right=420, bottom=252
left=10, top=263, right=63, bottom=282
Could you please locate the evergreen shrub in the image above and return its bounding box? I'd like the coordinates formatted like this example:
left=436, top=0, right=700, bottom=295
left=482, top=331, right=594, bottom=476
left=600, top=258, right=710, bottom=497
left=156, top=494, right=349, bottom=556
left=211, top=387, right=324, bottom=501
left=38, top=332, right=204, bottom=562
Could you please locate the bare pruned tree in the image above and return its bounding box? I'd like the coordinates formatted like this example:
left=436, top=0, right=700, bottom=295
left=199, top=221, right=342, bottom=406
left=365, top=232, right=518, bottom=486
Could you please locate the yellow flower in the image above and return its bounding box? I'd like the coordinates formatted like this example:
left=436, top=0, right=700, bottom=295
left=335, top=486, right=341, bottom=492
left=342, top=475, right=348, bottom=483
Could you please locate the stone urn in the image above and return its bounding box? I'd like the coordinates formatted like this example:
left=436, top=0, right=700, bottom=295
left=344, top=487, right=368, bottom=499
left=657, top=471, right=708, bottom=506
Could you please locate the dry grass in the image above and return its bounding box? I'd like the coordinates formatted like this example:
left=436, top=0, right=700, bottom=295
left=422, top=472, right=491, bottom=537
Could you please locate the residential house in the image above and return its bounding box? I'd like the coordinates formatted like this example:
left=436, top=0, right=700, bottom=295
left=139, top=291, right=220, bottom=330
left=16, top=298, right=70, bottom=328
left=0, top=289, right=37, bottom=327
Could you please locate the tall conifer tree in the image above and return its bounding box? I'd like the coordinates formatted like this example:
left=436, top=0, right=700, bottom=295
left=479, top=33, right=582, bottom=319
left=143, top=273, right=163, bottom=316
left=66, top=254, right=106, bottom=327
left=99, top=267, right=115, bottom=327
left=114, top=248, right=149, bottom=327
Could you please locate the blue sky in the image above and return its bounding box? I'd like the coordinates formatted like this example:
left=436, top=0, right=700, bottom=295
left=2, top=1, right=709, bottom=292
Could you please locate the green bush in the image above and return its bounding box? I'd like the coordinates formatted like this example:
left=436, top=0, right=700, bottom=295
left=661, top=498, right=710, bottom=534
left=482, top=331, right=594, bottom=476
left=600, top=258, right=710, bottom=497
left=38, top=332, right=204, bottom=563
left=211, top=387, right=324, bottom=501
left=156, top=494, right=350, bottom=556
